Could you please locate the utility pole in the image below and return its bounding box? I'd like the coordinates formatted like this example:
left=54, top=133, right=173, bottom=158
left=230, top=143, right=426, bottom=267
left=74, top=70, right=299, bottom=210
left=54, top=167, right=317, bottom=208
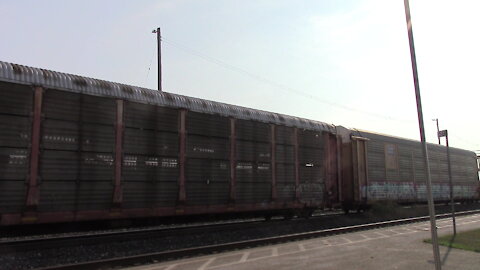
left=403, top=1, right=442, bottom=269
left=152, top=27, right=162, bottom=91
left=433, top=118, right=440, bottom=144
left=438, top=129, right=456, bottom=235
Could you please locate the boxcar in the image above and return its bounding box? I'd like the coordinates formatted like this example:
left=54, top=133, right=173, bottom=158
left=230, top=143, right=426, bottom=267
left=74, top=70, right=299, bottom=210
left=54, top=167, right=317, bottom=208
left=337, top=127, right=479, bottom=211
left=0, top=60, right=478, bottom=225
left=0, top=61, right=338, bottom=225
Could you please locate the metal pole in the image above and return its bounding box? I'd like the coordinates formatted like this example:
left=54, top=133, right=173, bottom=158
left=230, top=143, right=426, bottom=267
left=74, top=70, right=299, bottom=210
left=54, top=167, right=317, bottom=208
left=445, top=130, right=456, bottom=235
left=403, top=1, right=442, bottom=269
left=433, top=119, right=440, bottom=144
left=157, top=27, right=162, bottom=91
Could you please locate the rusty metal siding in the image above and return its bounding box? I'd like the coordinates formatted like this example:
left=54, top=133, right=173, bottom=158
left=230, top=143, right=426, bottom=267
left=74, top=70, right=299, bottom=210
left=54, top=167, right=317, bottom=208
left=236, top=141, right=270, bottom=162
left=0, top=82, right=32, bottom=214
left=75, top=182, right=113, bottom=210
left=297, top=130, right=325, bottom=202
left=39, top=88, right=116, bottom=212
left=187, top=111, right=230, bottom=137
left=39, top=182, right=76, bottom=212
left=0, top=61, right=335, bottom=134
left=184, top=112, right=230, bottom=205
left=275, top=145, right=294, bottom=164
left=275, top=163, right=295, bottom=189
left=43, top=90, right=80, bottom=121
left=234, top=119, right=272, bottom=203
left=236, top=182, right=271, bottom=203
left=122, top=156, right=178, bottom=180
left=0, top=60, right=340, bottom=222
left=124, top=102, right=178, bottom=131
left=236, top=120, right=270, bottom=142
left=121, top=101, right=179, bottom=208
left=0, top=115, right=31, bottom=148
left=275, top=125, right=294, bottom=145
left=0, top=81, right=32, bottom=116
left=273, top=125, right=297, bottom=201
left=123, top=129, right=178, bottom=156
left=187, top=135, right=229, bottom=160
left=298, top=129, right=324, bottom=147
left=123, top=181, right=178, bottom=208
left=185, top=159, right=230, bottom=205
left=360, top=130, right=479, bottom=201
left=0, top=181, right=27, bottom=213
left=236, top=162, right=271, bottom=183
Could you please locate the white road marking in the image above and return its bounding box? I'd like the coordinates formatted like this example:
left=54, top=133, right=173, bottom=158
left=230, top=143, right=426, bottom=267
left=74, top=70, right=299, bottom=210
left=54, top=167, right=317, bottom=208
left=197, top=258, right=216, bottom=270
left=239, top=252, right=250, bottom=262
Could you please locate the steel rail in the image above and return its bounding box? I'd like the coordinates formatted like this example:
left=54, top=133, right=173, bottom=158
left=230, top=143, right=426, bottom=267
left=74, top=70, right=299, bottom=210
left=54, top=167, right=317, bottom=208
left=38, top=209, right=480, bottom=270
left=0, top=212, right=347, bottom=254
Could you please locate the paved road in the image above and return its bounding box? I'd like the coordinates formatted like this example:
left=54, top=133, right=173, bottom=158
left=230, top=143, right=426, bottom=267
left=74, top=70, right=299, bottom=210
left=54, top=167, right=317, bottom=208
left=125, top=213, right=480, bottom=270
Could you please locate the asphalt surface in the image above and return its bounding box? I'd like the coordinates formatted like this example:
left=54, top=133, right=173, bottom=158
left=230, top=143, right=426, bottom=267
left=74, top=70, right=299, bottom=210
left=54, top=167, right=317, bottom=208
left=124, top=213, right=480, bottom=270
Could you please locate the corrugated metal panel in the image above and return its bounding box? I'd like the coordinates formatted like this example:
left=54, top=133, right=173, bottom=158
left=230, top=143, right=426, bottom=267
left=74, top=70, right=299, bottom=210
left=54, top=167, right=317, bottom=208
left=276, top=184, right=295, bottom=200
left=361, top=130, right=479, bottom=200
left=186, top=159, right=230, bottom=183
left=124, top=129, right=178, bottom=156
left=43, top=89, right=80, bottom=121
left=125, top=101, right=178, bottom=131
left=41, top=120, right=115, bottom=152
left=298, top=147, right=323, bottom=163
left=0, top=77, right=31, bottom=214
left=43, top=89, right=115, bottom=124
left=187, top=135, right=229, bottom=160
left=187, top=111, right=230, bottom=137
left=185, top=159, right=230, bottom=205
left=0, top=81, right=32, bottom=116
left=236, top=162, right=271, bottom=183
left=236, top=141, right=270, bottom=162
left=185, top=182, right=230, bottom=205
left=123, top=181, right=178, bottom=208
left=38, top=182, right=76, bottom=212
left=0, top=148, right=29, bottom=180
left=298, top=129, right=324, bottom=148
left=275, top=125, right=294, bottom=145
left=76, top=181, right=113, bottom=210
left=41, top=151, right=114, bottom=181
left=0, top=180, right=26, bottom=213
left=122, top=155, right=178, bottom=181
left=0, top=115, right=31, bottom=148
left=236, top=119, right=270, bottom=142
left=37, top=182, right=116, bottom=212
left=299, top=183, right=324, bottom=201
left=299, top=165, right=324, bottom=183
left=275, top=145, right=294, bottom=164
left=236, top=182, right=271, bottom=203
left=40, top=150, right=79, bottom=180
left=0, top=61, right=335, bottom=133
left=276, top=163, right=295, bottom=183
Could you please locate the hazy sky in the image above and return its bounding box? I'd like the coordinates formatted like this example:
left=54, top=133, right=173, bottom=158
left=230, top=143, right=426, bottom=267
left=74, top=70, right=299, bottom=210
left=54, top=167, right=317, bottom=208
left=1, top=0, right=479, bottom=152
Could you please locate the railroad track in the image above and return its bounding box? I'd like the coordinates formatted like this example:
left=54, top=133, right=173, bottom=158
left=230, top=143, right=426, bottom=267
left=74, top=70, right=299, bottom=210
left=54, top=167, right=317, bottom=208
left=13, top=209, right=480, bottom=270
left=0, top=211, right=349, bottom=254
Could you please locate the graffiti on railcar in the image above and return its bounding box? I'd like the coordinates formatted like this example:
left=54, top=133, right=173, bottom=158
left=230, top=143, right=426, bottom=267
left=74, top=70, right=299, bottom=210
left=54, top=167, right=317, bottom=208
left=362, top=181, right=478, bottom=200
left=363, top=182, right=415, bottom=200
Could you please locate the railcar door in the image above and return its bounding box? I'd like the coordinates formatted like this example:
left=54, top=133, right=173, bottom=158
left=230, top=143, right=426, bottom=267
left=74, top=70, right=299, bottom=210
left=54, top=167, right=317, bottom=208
left=351, top=136, right=369, bottom=204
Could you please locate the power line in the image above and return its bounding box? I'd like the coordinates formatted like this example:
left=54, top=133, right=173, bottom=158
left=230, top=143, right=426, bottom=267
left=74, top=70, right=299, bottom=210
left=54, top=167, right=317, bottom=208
left=162, top=37, right=411, bottom=123
left=144, top=45, right=156, bottom=86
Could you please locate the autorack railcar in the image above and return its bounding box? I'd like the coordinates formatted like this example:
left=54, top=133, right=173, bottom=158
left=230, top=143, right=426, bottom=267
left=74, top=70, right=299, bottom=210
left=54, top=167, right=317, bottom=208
left=0, top=61, right=478, bottom=226
left=0, top=61, right=339, bottom=225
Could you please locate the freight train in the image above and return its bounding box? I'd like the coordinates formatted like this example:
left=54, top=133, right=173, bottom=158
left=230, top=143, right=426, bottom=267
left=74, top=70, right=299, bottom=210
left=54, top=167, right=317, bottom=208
left=0, top=61, right=478, bottom=226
